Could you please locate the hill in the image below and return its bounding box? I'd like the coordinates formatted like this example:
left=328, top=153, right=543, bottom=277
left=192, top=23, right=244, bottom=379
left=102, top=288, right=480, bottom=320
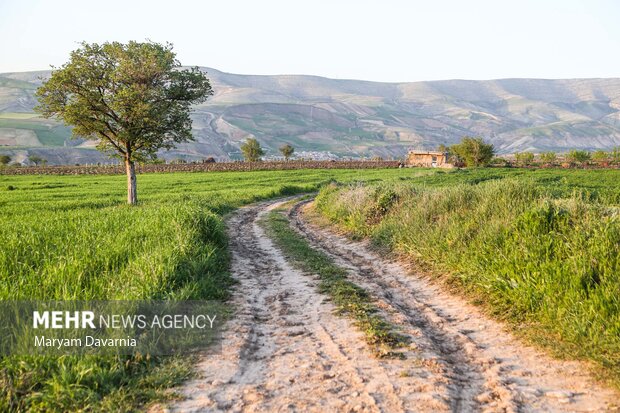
left=1, top=68, right=620, bottom=164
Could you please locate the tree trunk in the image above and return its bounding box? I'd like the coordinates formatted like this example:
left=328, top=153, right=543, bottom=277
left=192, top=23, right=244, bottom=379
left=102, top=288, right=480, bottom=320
left=125, top=157, right=137, bottom=205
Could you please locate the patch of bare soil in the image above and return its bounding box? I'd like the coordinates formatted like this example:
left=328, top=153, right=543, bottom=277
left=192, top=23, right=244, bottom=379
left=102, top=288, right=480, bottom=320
left=170, top=198, right=618, bottom=413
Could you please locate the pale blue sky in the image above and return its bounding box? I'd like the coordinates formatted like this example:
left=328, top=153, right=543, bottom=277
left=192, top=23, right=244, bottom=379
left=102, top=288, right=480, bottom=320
left=0, top=0, right=618, bottom=82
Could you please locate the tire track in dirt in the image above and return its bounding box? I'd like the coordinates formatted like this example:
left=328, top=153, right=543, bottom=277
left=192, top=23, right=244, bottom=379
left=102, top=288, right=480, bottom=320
left=289, top=200, right=491, bottom=412
left=289, top=198, right=619, bottom=413
left=171, top=199, right=456, bottom=413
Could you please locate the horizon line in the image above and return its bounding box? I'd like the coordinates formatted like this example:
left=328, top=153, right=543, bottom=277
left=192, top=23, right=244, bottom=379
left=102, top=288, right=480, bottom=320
left=1, top=66, right=619, bottom=85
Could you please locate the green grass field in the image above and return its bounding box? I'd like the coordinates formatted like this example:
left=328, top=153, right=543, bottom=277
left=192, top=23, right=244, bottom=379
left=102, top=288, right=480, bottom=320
left=0, top=168, right=410, bottom=412
left=314, top=167, right=620, bottom=386
left=2, top=166, right=620, bottom=410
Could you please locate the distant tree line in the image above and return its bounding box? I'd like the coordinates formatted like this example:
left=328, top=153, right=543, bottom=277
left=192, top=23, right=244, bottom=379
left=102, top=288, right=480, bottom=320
left=2, top=137, right=618, bottom=170
left=238, top=138, right=296, bottom=162
left=0, top=154, right=48, bottom=167
left=437, top=137, right=620, bottom=168
left=503, top=148, right=620, bottom=167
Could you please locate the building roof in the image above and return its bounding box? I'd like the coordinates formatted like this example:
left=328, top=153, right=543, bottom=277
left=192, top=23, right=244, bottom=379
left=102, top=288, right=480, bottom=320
left=407, top=150, right=447, bottom=156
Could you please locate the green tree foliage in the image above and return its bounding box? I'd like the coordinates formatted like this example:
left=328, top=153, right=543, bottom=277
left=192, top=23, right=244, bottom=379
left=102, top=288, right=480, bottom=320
left=0, top=155, right=10, bottom=165
left=566, top=150, right=591, bottom=164
left=591, top=150, right=609, bottom=162
left=489, top=157, right=508, bottom=166
left=436, top=143, right=449, bottom=153
left=540, top=151, right=557, bottom=164
left=279, top=143, right=295, bottom=160
left=514, top=152, right=535, bottom=166
left=35, top=41, right=213, bottom=204
left=449, top=136, right=495, bottom=167
left=610, top=147, right=620, bottom=164
left=29, top=155, right=46, bottom=166
left=240, top=138, right=265, bottom=162
left=437, top=143, right=453, bottom=161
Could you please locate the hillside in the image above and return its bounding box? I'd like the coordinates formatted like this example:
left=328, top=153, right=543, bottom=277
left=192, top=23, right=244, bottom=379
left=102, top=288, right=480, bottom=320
left=1, top=68, right=620, bottom=164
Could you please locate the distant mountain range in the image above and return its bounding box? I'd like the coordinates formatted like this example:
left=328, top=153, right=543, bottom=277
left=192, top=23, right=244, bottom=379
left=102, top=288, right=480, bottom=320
left=1, top=68, right=620, bottom=164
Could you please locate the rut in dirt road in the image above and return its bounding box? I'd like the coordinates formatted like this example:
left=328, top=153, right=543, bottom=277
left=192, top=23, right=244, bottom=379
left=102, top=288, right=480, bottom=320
left=289, top=199, right=490, bottom=412
left=171, top=198, right=618, bottom=413
left=172, top=199, right=454, bottom=413
left=289, top=199, right=619, bottom=413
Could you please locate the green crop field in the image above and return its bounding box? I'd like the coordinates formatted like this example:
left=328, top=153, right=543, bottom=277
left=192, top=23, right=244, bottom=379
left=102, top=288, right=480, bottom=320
left=314, top=167, right=620, bottom=386
left=0, top=168, right=410, bottom=412
left=2, top=166, right=620, bottom=411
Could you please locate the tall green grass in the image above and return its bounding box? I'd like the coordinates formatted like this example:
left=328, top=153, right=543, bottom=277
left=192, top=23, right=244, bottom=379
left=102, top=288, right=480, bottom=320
left=2, top=167, right=618, bottom=409
left=315, top=173, right=620, bottom=384
left=0, top=168, right=409, bottom=411
left=1, top=203, right=228, bottom=301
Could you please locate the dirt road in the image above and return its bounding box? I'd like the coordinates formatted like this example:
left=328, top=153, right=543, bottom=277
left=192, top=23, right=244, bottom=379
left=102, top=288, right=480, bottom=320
left=172, top=198, right=618, bottom=412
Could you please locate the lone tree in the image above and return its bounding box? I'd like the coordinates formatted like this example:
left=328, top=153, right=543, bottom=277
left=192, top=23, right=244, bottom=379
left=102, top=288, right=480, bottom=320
left=450, top=136, right=494, bottom=167
left=566, top=150, right=591, bottom=165
left=35, top=41, right=213, bottom=204
left=240, top=138, right=264, bottom=162
left=514, top=152, right=535, bottom=166
left=540, top=151, right=557, bottom=165
left=279, top=143, right=294, bottom=160
left=591, top=150, right=608, bottom=162
left=0, top=155, right=10, bottom=165
left=29, top=155, right=46, bottom=166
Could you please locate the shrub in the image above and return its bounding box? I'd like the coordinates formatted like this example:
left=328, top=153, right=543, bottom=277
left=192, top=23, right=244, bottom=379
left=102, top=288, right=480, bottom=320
left=489, top=157, right=508, bottom=166
left=240, top=138, right=265, bottom=162
left=515, top=152, right=535, bottom=166
left=566, top=150, right=591, bottom=164
left=449, top=136, right=495, bottom=167
left=279, top=144, right=294, bottom=161
left=28, top=155, right=46, bottom=166
left=592, top=150, right=609, bottom=162
left=540, top=151, right=557, bottom=165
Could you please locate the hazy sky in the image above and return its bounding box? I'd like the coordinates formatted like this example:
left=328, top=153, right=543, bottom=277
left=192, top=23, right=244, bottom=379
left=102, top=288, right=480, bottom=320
left=1, top=0, right=618, bottom=82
